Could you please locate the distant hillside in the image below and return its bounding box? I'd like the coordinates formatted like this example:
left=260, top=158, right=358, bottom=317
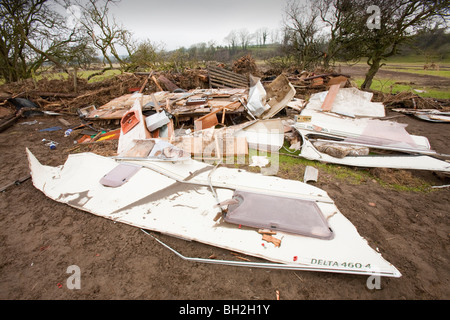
left=396, top=28, right=450, bottom=62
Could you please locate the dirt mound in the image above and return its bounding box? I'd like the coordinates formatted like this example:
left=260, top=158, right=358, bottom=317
left=0, top=69, right=212, bottom=116
left=372, top=91, right=448, bottom=110
left=232, top=54, right=260, bottom=76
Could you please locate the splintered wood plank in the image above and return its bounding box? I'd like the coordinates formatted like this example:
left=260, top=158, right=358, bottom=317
left=208, top=66, right=249, bottom=88
left=122, top=139, right=156, bottom=158
left=194, top=113, right=218, bottom=131
left=262, top=234, right=281, bottom=247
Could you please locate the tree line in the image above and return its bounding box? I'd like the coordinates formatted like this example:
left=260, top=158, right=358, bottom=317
left=280, top=0, right=449, bottom=89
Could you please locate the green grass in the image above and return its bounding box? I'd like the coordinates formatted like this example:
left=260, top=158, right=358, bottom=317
left=33, top=69, right=122, bottom=83
left=277, top=149, right=433, bottom=192
left=384, top=54, right=450, bottom=64
left=353, top=78, right=450, bottom=99
left=382, top=66, right=450, bottom=78
left=79, top=69, right=122, bottom=82
left=222, top=142, right=433, bottom=192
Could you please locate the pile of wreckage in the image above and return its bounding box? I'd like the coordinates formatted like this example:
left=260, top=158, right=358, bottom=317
left=25, top=67, right=450, bottom=279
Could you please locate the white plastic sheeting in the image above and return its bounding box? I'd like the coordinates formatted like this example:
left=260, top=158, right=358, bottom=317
left=246, top=76, right=269, bottom=117
left=293, top=111, right=450, bottom=172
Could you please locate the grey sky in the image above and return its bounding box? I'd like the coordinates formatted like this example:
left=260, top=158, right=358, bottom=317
left=107, top=0, right=288, bottom=51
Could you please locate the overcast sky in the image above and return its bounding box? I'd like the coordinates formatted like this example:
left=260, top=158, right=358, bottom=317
left=106, top=0, right=288, bottom=51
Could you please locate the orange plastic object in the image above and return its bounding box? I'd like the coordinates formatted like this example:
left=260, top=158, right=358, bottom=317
left=121, top=111, right=140, bottom=134
left=77, top=135, right=92, bottom=144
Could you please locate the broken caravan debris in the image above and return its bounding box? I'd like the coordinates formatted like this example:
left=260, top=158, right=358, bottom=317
left=291, top=85, right=450, bottom=173
left=80, top=74, right=296, bottom=130
left=26, top=147, right=401, bottom=277
left=305, top=86, right=385, bottom=118
left=392, top=108, right=450, bottom=123
left=81, top=88, right=247, bottom=122
left=246, top=74, right=296, bottom=120
left=77, top=70, right=298, bottom=159
left=23, top=68, right=412, bottom=277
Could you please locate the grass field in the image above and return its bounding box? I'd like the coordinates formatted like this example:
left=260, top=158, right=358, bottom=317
left=240, top=145, right=433, bottom=192
left=37, top=68, right=123, bottom=83
left=346, top=55, right=450, bottom=99
left=352, top=78, right=450, bottom=99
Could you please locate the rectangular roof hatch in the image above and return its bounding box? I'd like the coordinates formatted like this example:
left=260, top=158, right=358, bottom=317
left=224, top=190, right=334, bottom=240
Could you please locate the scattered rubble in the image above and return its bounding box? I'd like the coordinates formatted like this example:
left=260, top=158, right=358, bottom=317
left=1, top=62, right=449, bottom=278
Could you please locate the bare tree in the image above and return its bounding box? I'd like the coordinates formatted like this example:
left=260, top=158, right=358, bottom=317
left=255, top=27, right=269, bottom=47
left=314, top=0, right=363, bottom=69
left=0, top=0, right=82, bottom=82
left=238, top=28, right=253, bottom=51
left=269, top=28, right=281, bottom=44
left=76, top=0, right=135, bottom=71
left=283, top=0, right=324, bottom=70
left=355, top=0, right=450, bottom=89
left=224, top=30, right=238, bottom=53
left=282, top=0, right=449, bottom=88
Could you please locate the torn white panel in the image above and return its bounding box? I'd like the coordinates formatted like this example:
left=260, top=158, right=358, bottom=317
left=297, top=110, right=434, bottom=154
left=246, top=76, right=270, bottom=117
left=117, top=99, right=151, bottom=155
left=26, top=149, right=401, bottom=277
left=234, top=119, right=284, bottom=152
left=392, top=108, right=450, bottom=123
left=305, top=87, right=385, bottom=117
left=295, top=129, right=450, bottom=172
left=292, top=110, right=450, bottom=171
left=261, top=74, right=296, bottom=120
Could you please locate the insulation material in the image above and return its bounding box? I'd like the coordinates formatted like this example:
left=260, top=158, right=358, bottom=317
left=261, top=74, right=296, bottom=119
left=305, top=87, right=385, bottom=117
left=312, top=141, right=369, bottom=158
